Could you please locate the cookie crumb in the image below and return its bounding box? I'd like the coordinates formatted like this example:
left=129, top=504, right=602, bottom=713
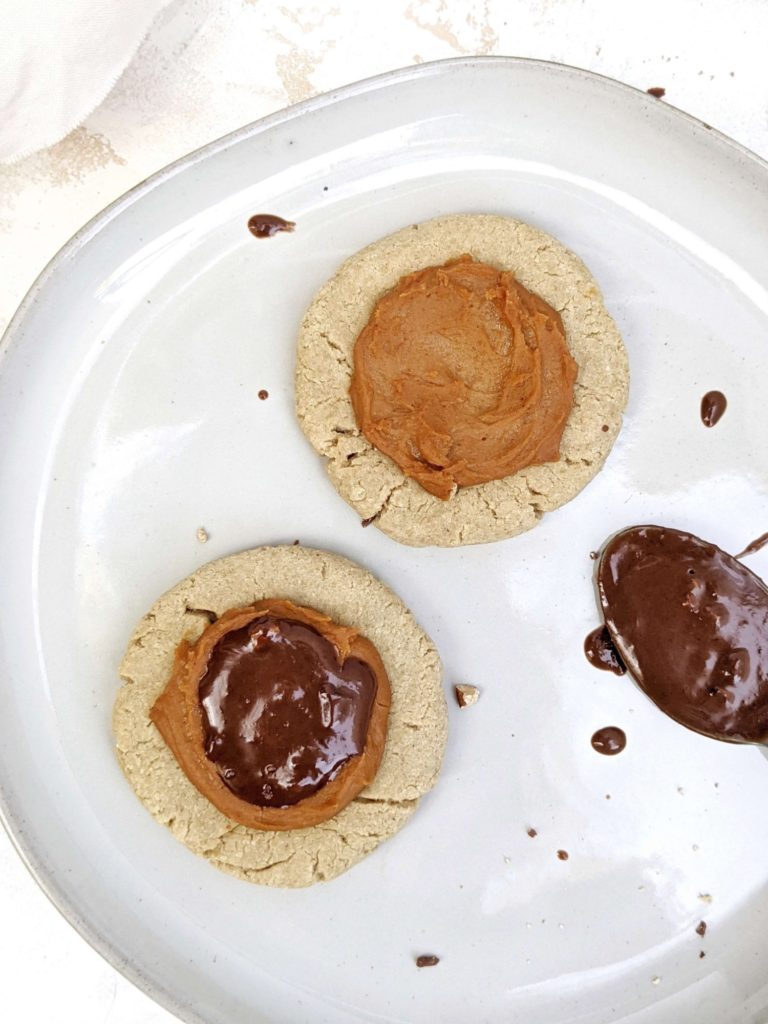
left=651, top=975, right=661, bottom=985
left=455, top=684, right=480, bottom=708
left=695, top=920, right=707, bottom=937
left=698, top=893, right=713, bottom=903
left=556, top=849, right=569, bottom=861
left=415, top=954, right=439, bottom=968
left=647, top=86, right=666, bottom=98
left=196, top=527, right=209, bottom=544
left=258, top=389, right=269, bottom=401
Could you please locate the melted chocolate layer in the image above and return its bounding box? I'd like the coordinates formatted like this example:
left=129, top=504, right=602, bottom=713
left=198, top=615, right=377, bottom=806
left=598, top=526, right=768, bottom=742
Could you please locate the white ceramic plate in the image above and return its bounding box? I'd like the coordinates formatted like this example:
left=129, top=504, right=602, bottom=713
left=2, top=57, right=768, bottom=1024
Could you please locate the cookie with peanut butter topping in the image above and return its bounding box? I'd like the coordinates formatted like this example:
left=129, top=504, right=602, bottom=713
left=114, top=545, right=446, bottom=887
left=296, top=214, right=629, bottom=546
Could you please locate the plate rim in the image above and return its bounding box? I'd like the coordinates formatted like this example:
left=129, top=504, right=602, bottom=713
left=2, top=53, right=768, bottom=1024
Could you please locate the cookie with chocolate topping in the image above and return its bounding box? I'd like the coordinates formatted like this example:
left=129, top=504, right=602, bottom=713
left=113, top=545, right=447, bottom=887
left=296, top=213, right=629, bottom=546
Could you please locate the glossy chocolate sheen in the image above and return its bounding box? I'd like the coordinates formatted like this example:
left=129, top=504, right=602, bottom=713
left=700, top=390, right=727, bottom=427
left=591, top=726, right=627, bottom=755
left=198, top=615, right=377, bottom=806
left=598, top=526, right=768, bottom=743
left=584, top=625, right=627, bottom=675
left=247, top=213, right=295, bottom=238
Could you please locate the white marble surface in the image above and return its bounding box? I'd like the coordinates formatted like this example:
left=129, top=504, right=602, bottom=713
left=1, top=1, right=767, bottom=1021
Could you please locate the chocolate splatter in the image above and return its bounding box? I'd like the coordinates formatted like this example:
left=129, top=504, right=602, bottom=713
left=701, top=390, right=727, bottom=427
left=647, top=86, right=666, bottom=98
left=584, top=626, right=627, bottom=675
left=247, top=214, right=295, bottom=238
left=591, top=726, right=627, bottom=755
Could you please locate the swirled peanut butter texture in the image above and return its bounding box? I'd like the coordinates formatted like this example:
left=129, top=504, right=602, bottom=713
left=150, top=599, right=391, bottom=831
left=349, top=255, right=578, bottom=499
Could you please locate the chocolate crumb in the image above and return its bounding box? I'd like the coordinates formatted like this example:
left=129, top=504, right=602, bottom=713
left=695, top=920, right=707, bottom=937
left=557, top=849, right=569, bottom=861
left=415, top=954, right=440, bottom=968
left=323, top=186, right=329, bottom=192
left=258, top=389, right=269, bottom=401
left=605, top=793, right=611, bottom=799
left=527, top=828, right=538, bottom=838
left=361, top=515, right=376, bottom=528
left=292, top=539, right=300, bottom=546
left=699, top=950, right=706, bottom=959
left=647, top=86, right=666, bottom=98
left=455, top=683, right=480, bottom=708
left=590, top=550, right=599, bottom=560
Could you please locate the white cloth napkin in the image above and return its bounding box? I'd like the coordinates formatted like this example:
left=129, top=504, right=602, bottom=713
left=0, top=0, right=171, bottom=163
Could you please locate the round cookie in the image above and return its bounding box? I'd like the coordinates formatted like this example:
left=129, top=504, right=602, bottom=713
left=114, top=545, right=447, bottom=887
left=295, top=213, right=629, bottom=547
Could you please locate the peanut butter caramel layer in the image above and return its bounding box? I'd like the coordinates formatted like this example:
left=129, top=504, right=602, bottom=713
left=150, top=599, right=391, bottom=830
left=349, top=255, right=578, bottom=499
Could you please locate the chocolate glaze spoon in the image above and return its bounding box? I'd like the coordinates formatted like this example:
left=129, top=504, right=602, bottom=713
left=594, top=525, right=768, bottom=746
